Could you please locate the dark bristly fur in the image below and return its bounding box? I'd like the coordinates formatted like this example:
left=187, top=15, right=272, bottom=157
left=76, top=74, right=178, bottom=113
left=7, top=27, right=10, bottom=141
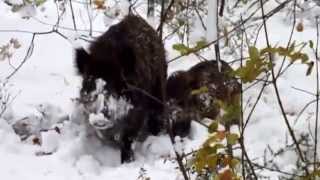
left=167, top=60, right=241, bottom=137
left=75, top=14, right=167, bottom=163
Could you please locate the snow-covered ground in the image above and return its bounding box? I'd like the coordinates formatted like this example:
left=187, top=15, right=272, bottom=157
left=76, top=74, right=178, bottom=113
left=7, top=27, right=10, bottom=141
left=1, top=0, right=320, bottom=179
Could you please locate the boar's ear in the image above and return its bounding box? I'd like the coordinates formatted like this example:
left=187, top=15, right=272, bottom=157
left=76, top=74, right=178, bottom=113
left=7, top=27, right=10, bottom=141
left=75, top=48, right=90, bottom=74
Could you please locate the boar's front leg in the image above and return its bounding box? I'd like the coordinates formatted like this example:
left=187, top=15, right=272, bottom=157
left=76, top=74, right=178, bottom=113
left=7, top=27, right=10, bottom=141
left=120, top=135, right=134, bottom=163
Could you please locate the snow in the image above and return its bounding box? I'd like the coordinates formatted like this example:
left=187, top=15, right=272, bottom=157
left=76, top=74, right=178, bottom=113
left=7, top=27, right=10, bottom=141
left=1, top=0, right=320, bottom=179
left=104, top=94, right=133, bottom=122
left=41, top=130, right=60, bottom=153
left=89, top=113, right=113, bottom=130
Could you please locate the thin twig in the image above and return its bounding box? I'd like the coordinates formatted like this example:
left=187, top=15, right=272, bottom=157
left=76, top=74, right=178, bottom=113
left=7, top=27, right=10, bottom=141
left=69, top=0, right=78, bottom=31
left=291, top=86, right=316, bottom=96
left=239, top=137, right=258, bottom=179
left=294, top=99, right=317, bottom=125
left=86, top=0, right=93, bottom=36
left=4, top=29, right=68, bottom=80
left=214, top=0, right=221, bottom=71
left=167, top=117, right=189, bottom=180
left=31, top=16, right=103, bottom=33
left=240, top=16, right=246, bottom=178
left=194, top=4, right=206, bottom=30
left=157, top=0, right=175, bottom=35
left=250, top=161, right=304, bottom=177
left=242, top=75, right=269, bottom=136
left=0, top=89, right=20, bottom=118
left=5, top=34, right=35, bottom=80
left=314, top=16, right=320, bottom=172
left=157, top=0, right=172, bottom=39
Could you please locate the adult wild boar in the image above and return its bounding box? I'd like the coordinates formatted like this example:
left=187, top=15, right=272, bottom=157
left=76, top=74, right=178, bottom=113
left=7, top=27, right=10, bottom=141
left=75, top=14, right=167, bottom=163
left=167, top=60, right=241, bottom=137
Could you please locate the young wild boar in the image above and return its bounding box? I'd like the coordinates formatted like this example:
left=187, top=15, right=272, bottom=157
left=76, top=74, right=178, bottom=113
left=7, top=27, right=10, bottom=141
left=74, top=14, right=167, bottom=163
left=167, top=60, right=241, bottom=137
